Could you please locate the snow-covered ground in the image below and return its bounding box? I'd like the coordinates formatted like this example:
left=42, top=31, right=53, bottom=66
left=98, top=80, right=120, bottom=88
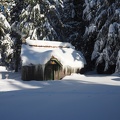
left=0, top=66, right=120, bottom=120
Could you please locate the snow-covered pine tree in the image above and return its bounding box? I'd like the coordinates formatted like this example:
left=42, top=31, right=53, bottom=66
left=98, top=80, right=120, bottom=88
left=0, top=12, right=13, bottom=69
left=83, top=0, right=120, bottom=74
left=11, top=0, right=60, bottom=41
left=10, top=0, right=25, bottom=71
left=11, top=0, right=84, bottom=43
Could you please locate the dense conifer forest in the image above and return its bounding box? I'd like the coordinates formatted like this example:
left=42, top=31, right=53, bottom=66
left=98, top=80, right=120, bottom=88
left=0, top=0, right=120, bottom=74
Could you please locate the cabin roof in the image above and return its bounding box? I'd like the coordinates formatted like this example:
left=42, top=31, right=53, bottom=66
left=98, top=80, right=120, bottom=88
left=25, top=39, right=75, bottom=49
left=21, top=40, right=86, bottom=68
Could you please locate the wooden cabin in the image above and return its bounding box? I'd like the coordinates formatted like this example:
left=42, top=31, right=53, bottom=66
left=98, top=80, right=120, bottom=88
left=21, top=40, right=86, bottom=81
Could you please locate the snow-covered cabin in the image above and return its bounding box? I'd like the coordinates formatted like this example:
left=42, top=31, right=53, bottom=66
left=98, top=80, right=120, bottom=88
left=21, top=40, right=86, bottom=80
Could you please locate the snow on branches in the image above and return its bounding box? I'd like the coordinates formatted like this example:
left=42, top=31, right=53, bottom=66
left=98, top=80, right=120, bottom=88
left=83, top=0, right=120, bottom=73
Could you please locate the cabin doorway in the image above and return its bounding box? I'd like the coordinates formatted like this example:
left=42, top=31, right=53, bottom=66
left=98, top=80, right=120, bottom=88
left=44, top=64, right=54, bottom=80
left=44, top=56, right=62, bottom=80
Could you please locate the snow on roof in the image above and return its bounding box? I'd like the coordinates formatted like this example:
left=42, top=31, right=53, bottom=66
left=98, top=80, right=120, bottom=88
left=26, top=39, right=75, bottom=49
left=21, top=40, right=86, bottom=68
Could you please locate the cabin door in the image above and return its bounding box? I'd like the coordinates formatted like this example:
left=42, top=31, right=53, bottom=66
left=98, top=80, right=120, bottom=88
left=45, top=57, right=62, bottom=80
left=45, top=65, right=54, bottom=80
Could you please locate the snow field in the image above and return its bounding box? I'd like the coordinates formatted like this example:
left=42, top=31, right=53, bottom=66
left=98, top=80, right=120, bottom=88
left=0, top=66, right=120, bottom=120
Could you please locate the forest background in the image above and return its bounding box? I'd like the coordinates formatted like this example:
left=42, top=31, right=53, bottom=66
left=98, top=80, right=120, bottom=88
left=0, top=0, right=120, bottom=74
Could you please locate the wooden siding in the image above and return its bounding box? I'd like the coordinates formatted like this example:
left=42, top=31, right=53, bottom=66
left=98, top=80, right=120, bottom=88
left=21, top=65, right=81, bottom=81
left=21, top=57, right=83, bottom=81
left=21, top=65, right=44, bottom=81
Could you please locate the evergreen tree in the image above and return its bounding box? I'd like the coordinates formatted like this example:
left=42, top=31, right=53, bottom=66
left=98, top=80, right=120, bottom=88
left=11, top=0, right=59, bottom=41
left=11, top=0, right=84, bottom=43
left=83, top=0, right=120, bottom=73
left=0, top=13, right=13, bottom=69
